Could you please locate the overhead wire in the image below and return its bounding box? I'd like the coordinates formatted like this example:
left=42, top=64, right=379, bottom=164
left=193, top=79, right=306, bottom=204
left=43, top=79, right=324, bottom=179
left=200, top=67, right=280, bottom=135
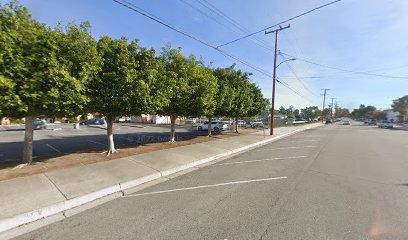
left=216, top=0, right=342, bottom=48
left=280, top=52, right=408, bottom=79
left=280, top=54, right=320, bottom=97
left=193, top=0, right=276, bottom=53
left=112, top=0, right=313, bottom=102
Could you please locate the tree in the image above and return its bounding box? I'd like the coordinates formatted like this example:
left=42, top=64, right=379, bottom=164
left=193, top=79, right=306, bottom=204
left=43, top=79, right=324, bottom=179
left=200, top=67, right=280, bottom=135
left=89, top=36, right=166, bottom=155
left=334, top=107, right=350, bottom=118
left=300, top=106, right=321, bottom=120
left=0, top=75, right=22, bottom=118
left=186, top=59, right=218, bottom=137
left=0, top=2, right=97, bottom=164
left=368, top=110, right=386, bottom=120
left=157, top=46, right=218, bottom=141
left=352, top=105, right=376, bottom=119
left=278, top=106, right=287, bottom=115
left=392, top=95, right=408, bottom=117
left=246, top=83, right=269, bottom=119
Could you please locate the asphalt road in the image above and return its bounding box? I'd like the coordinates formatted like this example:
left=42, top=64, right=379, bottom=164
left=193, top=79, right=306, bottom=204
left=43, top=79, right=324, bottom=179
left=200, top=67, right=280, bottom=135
left=16, top=122, right=408, bottom=239
left=0, top=123, right=205, bottom=163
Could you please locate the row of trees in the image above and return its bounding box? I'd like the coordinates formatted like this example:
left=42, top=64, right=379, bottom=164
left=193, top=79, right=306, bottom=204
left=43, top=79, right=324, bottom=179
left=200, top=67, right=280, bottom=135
left=0, top=2, right=268, bottom=164
left=350, top=95, right=408, bottom=121
left=276, top=105, right=349, bottom=120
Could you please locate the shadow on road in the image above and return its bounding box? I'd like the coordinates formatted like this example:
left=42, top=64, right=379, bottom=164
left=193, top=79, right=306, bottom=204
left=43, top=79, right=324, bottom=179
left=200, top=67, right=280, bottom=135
left=0, top=130, right=226, bottom=168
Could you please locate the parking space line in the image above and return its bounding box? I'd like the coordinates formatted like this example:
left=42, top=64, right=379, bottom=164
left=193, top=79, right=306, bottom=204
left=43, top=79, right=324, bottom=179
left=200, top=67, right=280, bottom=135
left=87, top=140, right=107, bottom=146
left=124, top=176, right=288, bottom=198
left=214, top=156, right=307, bottom=166
left=285, top=140, right=319, bottom=143
left=45, top=144, right=62, bottom=154
left=254, top=146, right=316, bottom=151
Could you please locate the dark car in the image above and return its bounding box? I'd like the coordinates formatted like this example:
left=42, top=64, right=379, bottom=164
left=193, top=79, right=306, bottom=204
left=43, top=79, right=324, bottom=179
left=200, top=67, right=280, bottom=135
left=368, top=120, right=377, bottom=125
left=80, top=118, right=105, bottom=125
left=325, top=119, right=333, bottom=124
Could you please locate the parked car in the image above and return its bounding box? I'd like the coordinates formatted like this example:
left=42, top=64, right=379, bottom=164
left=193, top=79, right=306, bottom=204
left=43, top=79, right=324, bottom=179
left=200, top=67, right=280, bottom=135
left=34, top=119, right=47, bottom=130
left=237, top=119, right=246, bottom=126
left=80, top=118, right=105, bottom=125
left=342, top=120, right=351, bottom=125
left=197, top=121, right=228, bottom=132
left=378, top=120, right=393, bottom=129
left=250, top=121, right=264, bottom=128
left=325, top=119, right=333, bottom=124
left=293, top=118, right=307, bottom=124
left=368, top=119, right=377, bottom=125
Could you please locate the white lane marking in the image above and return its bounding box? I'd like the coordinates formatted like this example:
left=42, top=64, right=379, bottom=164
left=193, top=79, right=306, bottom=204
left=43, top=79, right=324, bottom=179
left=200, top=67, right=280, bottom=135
left=214, top=156, right=307, bottom=166
left=45, top=144, right=62, bottom=154
left=285, top=140, right=319, bottom=143
left=124, top=176, right=288, bottom=198
left=254, top=146, right=316, bottom=151
left=87, top=140, right=107, bottom=146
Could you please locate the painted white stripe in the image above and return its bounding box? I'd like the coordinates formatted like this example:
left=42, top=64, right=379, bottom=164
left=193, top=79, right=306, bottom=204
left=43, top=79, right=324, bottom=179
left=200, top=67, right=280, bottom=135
left=87, top=140, right=107, bottom=146
left=124, top=176, right=287, bottom=198
left=254, top=146, right=316, bottom=151
left=215, top=156, right=307, bottom=166
left=45, top=144, right=62, bottom=154
left=285, top=140, right=319, bottom=143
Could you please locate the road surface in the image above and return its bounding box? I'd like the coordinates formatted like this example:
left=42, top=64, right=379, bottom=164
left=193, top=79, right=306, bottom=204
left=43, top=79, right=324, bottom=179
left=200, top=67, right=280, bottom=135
left=17, top=122, right=408, bottom=239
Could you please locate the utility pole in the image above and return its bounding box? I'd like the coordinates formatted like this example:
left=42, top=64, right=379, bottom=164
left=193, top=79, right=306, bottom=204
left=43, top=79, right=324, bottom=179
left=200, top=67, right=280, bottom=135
left=265, top=24, right=290, bottom=135
left=321, top=89, right=330, bottom=122
left=330, top=98, right=336, bottom=118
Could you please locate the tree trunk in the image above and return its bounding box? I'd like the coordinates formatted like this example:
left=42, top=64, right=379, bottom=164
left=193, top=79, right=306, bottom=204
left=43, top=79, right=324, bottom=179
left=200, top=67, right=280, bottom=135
left=207, top=116, right=212, bottom=137
left=22, top=115, right=35, bottom=164
left=170, top=115, right=177, bottom=142
left=234, top=117, right=239, bottom=133
left=106, top=117, right=117, bottom=156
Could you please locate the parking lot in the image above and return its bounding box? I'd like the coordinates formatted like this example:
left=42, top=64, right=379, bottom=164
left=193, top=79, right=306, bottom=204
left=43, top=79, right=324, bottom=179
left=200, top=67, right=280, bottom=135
left=0, top=123, right=208, bottom=163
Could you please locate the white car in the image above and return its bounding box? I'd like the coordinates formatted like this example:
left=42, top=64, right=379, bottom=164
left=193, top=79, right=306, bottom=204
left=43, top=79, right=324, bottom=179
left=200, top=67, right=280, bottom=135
left=197, top=121, right=228, bottom=132
left=250, top=121, right=264, bottom=128
left=342, top=120, right=351, bottom=125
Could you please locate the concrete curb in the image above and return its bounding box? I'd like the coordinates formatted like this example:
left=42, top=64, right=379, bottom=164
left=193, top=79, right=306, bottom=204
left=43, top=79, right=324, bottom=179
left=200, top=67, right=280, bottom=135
left=0, top=124, right=322, bottom=234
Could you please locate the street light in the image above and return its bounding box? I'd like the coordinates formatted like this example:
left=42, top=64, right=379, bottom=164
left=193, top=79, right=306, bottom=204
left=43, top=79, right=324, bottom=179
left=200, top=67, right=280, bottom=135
left=276, top=58, right=296, bottom=68
left=270, top=57, right=296, bottom=135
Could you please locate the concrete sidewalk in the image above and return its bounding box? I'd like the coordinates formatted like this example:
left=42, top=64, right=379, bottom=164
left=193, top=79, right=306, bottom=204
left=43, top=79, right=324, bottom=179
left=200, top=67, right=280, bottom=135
left=0, top=123, right=322, bottom=234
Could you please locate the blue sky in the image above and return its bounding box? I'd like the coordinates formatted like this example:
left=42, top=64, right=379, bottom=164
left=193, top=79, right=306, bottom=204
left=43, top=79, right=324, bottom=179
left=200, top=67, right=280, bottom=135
left=13, top=0, right=408, bottom=110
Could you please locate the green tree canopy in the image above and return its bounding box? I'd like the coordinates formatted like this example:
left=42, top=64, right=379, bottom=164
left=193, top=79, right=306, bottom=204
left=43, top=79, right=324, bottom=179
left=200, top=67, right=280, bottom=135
left=0, top=1, right=98, bottom=163
left=392, top=95, right=408, bottom=117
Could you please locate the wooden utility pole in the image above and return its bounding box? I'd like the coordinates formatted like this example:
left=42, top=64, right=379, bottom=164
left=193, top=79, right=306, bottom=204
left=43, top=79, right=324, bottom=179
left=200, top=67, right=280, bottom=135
left=321, top=89, right=330, bottom=122
left=265, top=24, right=290, bottom=135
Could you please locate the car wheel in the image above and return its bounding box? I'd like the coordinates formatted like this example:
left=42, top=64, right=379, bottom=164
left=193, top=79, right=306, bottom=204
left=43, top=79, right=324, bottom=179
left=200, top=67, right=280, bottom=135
left=198, top=126, right=202, bottom=131
left=214, top=127, right=219, bottom=132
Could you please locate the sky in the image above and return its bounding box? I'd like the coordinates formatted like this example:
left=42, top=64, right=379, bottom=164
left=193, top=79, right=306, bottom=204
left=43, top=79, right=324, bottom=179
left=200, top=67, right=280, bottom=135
left=11, top=0, right=408, bottom=110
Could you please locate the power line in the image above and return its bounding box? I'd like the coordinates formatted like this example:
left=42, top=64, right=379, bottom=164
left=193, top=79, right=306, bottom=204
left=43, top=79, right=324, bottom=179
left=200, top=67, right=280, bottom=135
left=193, top=0, right=276, bottom=53
left=112, top=0, right=313, bottom=102
left=280, top=54, right=319, bottom=97
left=280, top=52, right=408, bottom=79
left=178, top=0, right=242, bottom=37
left=216, top=0, right=342, bottom=48
left=198, top=0, right=273, bottom=47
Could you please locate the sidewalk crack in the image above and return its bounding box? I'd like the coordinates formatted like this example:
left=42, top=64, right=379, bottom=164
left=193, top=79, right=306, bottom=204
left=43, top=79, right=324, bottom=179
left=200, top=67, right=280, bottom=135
left=44, top=173, right=69, bottom=200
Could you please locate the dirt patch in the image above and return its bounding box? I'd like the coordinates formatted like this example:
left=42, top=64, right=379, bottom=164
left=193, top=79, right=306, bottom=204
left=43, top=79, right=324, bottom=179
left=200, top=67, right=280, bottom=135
left=0, top=128, right=257, bottom=181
